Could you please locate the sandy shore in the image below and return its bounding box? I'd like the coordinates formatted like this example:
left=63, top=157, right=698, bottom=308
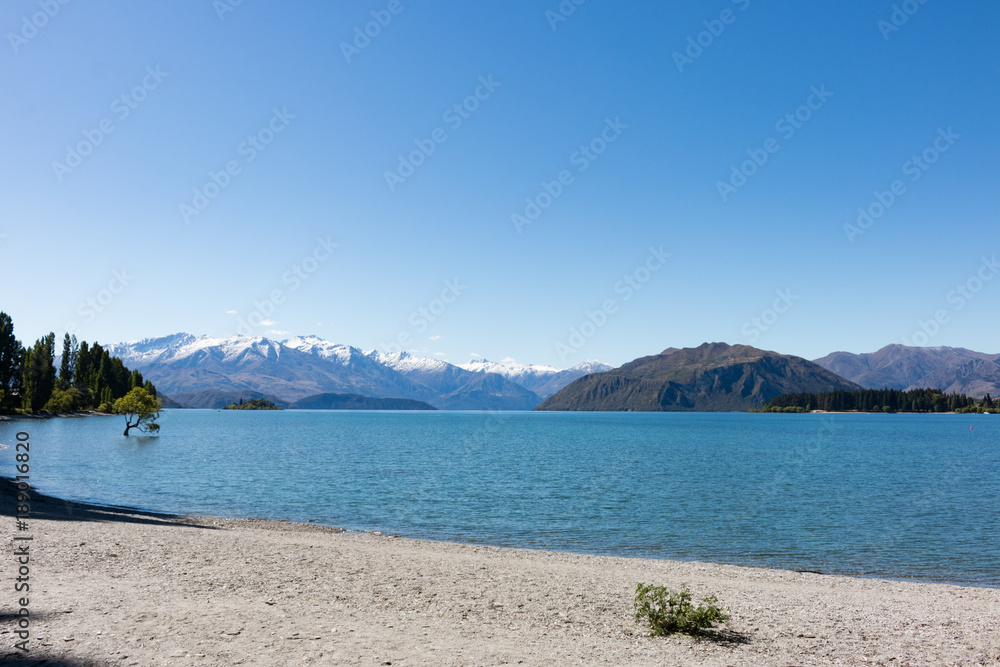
left=2, top=481, right=999, bottom=666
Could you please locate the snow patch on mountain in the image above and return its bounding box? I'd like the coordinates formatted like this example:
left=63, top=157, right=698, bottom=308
left=370, top=350, right=454, bottom=374
left=107, top=333, right=285, bottom=365
left=282, top=335, right=366, bottom=364
left=107, top=333, right=611, bottom=406
left=460, top=358, right=560, bottom=377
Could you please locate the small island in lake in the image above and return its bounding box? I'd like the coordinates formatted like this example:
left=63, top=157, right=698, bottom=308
left=223, top=398, right=282, bottom=411
left=290, top=393, right=437, bottom=410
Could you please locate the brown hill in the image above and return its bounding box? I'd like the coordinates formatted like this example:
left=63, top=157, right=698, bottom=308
left=536, top=343, right=860, bottom=412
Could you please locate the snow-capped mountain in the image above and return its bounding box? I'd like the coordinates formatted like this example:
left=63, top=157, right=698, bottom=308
left=460, top=358, right=614, bottom=398
left=369, top=351, right=542, bottom=409
left=282, top=335, right=365, bottom=364
left=107, top=334, right=427, bottom=405
left=460, top=358, right=559, bottom=379
left=108, top=334, right=287, bottom=368
left=105, top=333, right=590, bottom=410
left=370, top=350, right=457, bottom=375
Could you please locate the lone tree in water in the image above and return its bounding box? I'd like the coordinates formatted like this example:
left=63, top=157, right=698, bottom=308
left=113, top=387, right=162, bottom=436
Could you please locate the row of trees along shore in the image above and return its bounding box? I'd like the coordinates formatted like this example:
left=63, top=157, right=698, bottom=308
left=0, top=311, right=158, bottom=419
left=755, top=388, right=998, bottom=414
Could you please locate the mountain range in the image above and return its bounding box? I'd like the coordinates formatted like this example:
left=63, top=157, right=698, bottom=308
left=104, top=333, right=612, bottom=410
left=813, top=345, right=1000, bottom=398
left=538, top=343, right=860, bottom=412
left=104, top=334, right=1000, bottom=412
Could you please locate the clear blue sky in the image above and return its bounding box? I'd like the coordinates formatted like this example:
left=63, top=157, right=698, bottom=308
left=2, top=1, right=998, bottom=367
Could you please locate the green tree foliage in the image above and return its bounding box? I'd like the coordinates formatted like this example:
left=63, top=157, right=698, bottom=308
left=72, top=343, right=135, bottom=411
left=223, top=398, right=282, bottom=410
left=43, top=387, right=82, bottom=413
left=98, top=386, right=113, bottom=412
left=21, top=333, right=56, bottom=413
left=112, top=387, right=162, bottom=436
left=73, top=340, right=92, bottom=391
left=955, top=393, right=1000, bottom=414
left=758, top=388, right=990, bottom=413
left=59, top=333, right=78, bottom=386
left=0, top=312, right=23, bottom=411
left=0, top=313, right=157, bottom=415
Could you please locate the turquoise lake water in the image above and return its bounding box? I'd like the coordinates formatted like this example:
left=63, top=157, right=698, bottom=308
left=2, top=410, right=998, bottom=586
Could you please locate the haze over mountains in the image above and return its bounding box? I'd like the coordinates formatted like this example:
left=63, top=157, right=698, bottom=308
left=538, top=343, right=860, bottom=412
left=105, top=334, right=611, bottom=410
left=459, top=358, right=613, bottom=398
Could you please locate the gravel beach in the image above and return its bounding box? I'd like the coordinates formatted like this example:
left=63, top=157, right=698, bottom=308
left=2, top=480, right=999, bottom=666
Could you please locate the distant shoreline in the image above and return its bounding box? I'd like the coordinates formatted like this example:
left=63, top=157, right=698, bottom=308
left=0, top=410, right=113, bottom=422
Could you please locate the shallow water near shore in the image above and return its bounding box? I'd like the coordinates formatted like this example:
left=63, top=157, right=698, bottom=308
left=2, top=410, right=998, bottom=586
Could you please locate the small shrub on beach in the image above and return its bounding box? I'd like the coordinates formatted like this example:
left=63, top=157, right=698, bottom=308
left=634, top=583, right=730, bottom=636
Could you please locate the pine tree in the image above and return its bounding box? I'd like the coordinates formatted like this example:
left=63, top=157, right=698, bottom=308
left=73, top=341, right=95, bottom=406
left=99, top=386, right=113, bottom=411
left=74, top=341, right=91, bottom=387
left=0, top=312, right=23, bottom=412
left=107, top=355, right=130, bottom=399
left=94, top=349, right=109, bottom=401
left=60, top=333, right=78, bottom=385
left=21, top=333, right=57, bottom=413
